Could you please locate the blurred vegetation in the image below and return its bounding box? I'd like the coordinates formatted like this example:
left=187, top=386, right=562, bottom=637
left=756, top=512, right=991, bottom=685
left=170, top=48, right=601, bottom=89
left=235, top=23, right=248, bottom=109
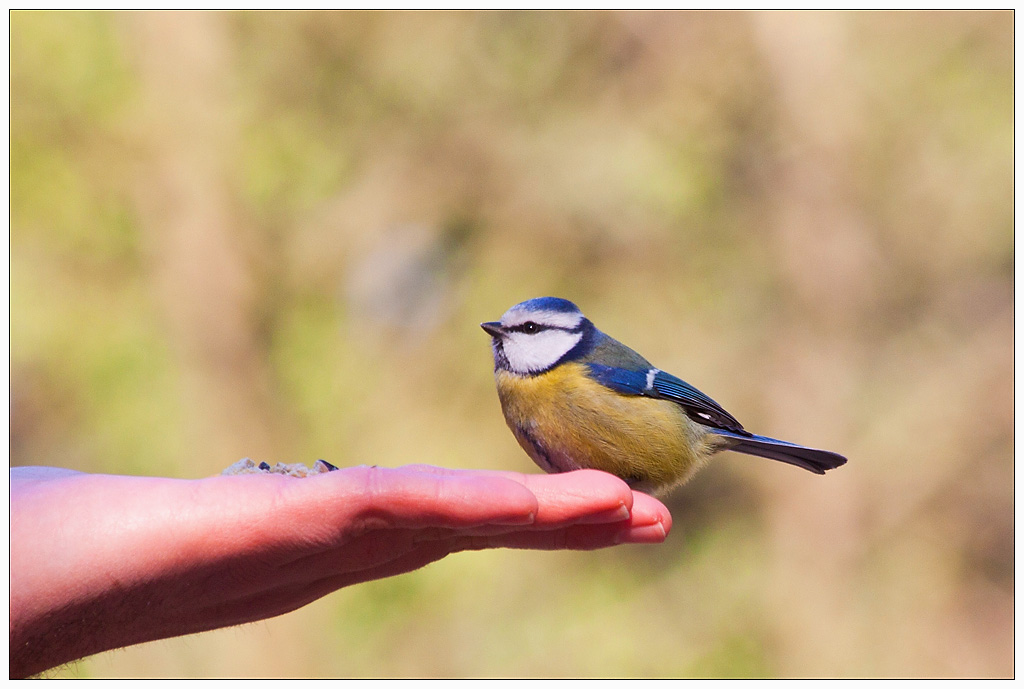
left=10, top=10, right=1013, bottom=678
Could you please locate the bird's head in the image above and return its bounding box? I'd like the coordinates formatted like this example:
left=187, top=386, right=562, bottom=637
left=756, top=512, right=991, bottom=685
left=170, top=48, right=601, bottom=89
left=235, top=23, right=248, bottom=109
left=481, top=297, right=592, bottom=375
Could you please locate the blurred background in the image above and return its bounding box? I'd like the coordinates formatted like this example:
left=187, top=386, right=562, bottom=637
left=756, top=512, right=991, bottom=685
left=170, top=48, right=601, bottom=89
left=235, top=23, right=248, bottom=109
left=9, top=10, right=1013, bottom=678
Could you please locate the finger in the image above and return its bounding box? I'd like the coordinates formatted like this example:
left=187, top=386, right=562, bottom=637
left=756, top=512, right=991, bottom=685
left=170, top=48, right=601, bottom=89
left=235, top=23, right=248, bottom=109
left=441, top=487, right=672, bottom=550
left=312, top=465, right=541, bottom=529
left=450, top=516, right=670, bottom=552
left=403, top=466, right=643, bottom=528
left=390, top=466, right=639, bottom=526
left=494, top=469, right=637, bottom=527
left=332, top=466, right=639, bottom=528
left=408, top=489, right=672, bottom=544
left=626, top=491, right=673, bottom=534
left=400, top=466, right=665, bottom=529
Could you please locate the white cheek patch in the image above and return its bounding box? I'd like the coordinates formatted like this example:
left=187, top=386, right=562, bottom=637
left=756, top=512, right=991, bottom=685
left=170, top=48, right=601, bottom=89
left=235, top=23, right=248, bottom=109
left=503, top=330, right=583, bottom=374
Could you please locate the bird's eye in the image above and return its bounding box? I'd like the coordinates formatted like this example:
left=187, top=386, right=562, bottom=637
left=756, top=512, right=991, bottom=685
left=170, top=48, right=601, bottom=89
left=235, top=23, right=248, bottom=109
left=522, top=321, right=539, bottom=333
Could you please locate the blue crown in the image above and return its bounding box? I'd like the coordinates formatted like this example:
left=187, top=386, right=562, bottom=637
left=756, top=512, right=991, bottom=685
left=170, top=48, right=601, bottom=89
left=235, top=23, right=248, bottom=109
left=517, top=297, right=581, bottom=314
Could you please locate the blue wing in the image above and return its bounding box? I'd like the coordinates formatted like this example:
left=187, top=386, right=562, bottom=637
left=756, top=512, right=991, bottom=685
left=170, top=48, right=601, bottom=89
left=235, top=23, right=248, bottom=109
left=584, top=363, right=847, bottom=474
left=586, top=363, right=745, bottom=433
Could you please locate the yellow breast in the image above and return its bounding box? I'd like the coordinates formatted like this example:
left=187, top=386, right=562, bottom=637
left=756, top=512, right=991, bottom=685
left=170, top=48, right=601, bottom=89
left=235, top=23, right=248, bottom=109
left=495, top=362, right=722, bottom=493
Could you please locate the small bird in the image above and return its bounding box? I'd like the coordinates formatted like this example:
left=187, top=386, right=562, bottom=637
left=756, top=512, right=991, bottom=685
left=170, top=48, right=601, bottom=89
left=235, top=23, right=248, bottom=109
left=482, top=297, right=846, bottom=495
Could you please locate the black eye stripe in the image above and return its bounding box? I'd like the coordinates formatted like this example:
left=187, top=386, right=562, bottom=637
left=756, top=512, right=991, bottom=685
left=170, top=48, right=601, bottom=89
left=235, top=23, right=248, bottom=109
left=507, top=321, right=544, bottom=334
left=506, top=321, right=580, bottom=334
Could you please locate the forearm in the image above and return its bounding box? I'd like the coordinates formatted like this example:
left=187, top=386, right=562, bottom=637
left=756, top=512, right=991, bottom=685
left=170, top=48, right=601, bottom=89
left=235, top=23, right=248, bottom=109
left=11, top=567, right=173, bottom=678
left=9, top=470, right=267, bottom=677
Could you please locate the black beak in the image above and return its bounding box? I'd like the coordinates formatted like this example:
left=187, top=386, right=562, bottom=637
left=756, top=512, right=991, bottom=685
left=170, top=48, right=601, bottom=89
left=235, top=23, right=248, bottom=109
left=480, top=321, right=505, bottom=338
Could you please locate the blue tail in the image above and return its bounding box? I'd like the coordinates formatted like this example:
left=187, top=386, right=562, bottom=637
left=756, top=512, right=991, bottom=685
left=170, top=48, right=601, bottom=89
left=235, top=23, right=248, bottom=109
left=714, top=430, right=847, bottom=475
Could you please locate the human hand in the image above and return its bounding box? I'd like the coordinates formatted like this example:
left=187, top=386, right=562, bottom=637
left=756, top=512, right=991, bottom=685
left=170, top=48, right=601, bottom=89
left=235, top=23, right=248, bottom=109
left=10, top=464, right=670, bottom=677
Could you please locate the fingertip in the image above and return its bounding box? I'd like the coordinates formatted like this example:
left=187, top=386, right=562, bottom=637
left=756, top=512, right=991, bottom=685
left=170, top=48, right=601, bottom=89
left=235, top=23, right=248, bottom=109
left=629, top=491, right=673, bottom=533
left=575, top=503, right=630, bottom=525
left=493, top=508, right=537, bottom=526
left=513, top=469, right=638, bottom=526
left=614, top=520, right=668, bottom=544
left=576, top=469, right=636, bottom=503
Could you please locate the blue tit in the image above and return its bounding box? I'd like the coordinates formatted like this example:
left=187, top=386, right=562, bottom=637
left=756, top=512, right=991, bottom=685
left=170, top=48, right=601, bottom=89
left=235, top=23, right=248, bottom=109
left=481, top=297, right=847, bottom=495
